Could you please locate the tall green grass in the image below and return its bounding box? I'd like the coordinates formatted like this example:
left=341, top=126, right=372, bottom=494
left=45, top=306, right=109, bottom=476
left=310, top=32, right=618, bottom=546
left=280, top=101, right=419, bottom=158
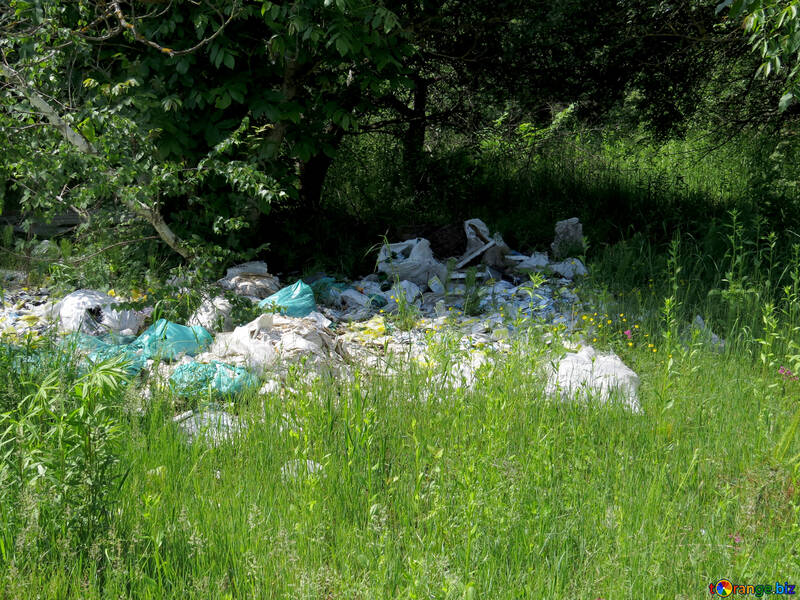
left=317, top=124, right=800, bottom=276
left=1, top=272, right=799, bottom=598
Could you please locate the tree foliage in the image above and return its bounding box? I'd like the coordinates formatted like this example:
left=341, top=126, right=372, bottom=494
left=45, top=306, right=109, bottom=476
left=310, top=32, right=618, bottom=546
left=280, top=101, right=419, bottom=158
left=0, top=0, right=795, bottom=269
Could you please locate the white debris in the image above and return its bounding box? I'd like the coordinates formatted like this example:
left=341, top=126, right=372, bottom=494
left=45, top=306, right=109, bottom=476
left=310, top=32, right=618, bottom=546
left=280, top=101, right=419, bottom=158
left=549, top=258, right=588, bottom=280
left=201, top=312, right=343, bottom=373
left=177, top=409, right=244, bottom=444
left=188, top=296, right=234, bottom=332
left=259, top=379, right=282, bottom=395
left=514, top=252, right=549, bottom=273
left=340, top=288, right=372, bottom=309
left=391, top=280, right=422, bottom=304
left=428, top=276, right=446, bottom=295
left=353, top=279, right=383, bottom=297
left=551, top=217, right=585, bottom=260
left=55, top=289, right=145, bottom=335
left=377, top=238, right=447, bottom=288
left=458, top=219, right=511, bottom=269
left=545, top=346, right=640, bottom=412
left=204, top=314, right=278, bottom=373
left=224, top=261, right=271, bottom=278
left=218, top=262, right=280, bottom=299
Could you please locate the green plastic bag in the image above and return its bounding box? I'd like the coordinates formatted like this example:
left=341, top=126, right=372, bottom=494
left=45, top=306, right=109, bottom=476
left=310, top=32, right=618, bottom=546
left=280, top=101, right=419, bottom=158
left=309, top=277, right=349, bottom=305
left=87, top=341, right=146, bottom=376
left=170, top=361, right=257, bottom=397
left=61, top=332, right=146, bottom=376
left=258, top=280, right=316, bottom=317
left=131, top=319, right=213, bottom=360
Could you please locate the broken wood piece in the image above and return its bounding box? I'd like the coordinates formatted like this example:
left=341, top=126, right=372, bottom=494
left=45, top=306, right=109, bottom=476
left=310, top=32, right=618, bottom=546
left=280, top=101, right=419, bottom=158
left=455, top=240, right=496, bottom=269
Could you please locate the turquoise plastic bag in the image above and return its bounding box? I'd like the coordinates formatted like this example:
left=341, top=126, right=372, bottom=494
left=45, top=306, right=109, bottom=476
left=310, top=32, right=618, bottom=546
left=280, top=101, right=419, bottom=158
left=87, top=341, right=146, bottom=376
left=258, top=280, right=316, bottom=317
left=61, top=332, right=146, bottom=376
left=131, top=319, right=213, bottom=360
left=170, top=361, right=257, bottom=397
left=309, top=277, right=349, bottom=305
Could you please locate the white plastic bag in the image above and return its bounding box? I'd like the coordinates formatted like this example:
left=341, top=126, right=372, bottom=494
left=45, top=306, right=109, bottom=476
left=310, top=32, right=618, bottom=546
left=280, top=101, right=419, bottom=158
left=377, top=238, right=447, bottom=288
left=56, top=289, right=145, bottom=335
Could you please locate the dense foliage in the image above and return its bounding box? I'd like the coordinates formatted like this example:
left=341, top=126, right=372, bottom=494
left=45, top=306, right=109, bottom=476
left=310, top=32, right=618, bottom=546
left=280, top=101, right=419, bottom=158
left=1, top=0, right=800, bottom=278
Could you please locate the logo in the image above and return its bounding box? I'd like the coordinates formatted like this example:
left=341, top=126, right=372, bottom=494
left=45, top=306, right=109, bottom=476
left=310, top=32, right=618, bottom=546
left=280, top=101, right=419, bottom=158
left=709, top=580, right=796, bottom=596
left=715, top=580, right=733, bottom=596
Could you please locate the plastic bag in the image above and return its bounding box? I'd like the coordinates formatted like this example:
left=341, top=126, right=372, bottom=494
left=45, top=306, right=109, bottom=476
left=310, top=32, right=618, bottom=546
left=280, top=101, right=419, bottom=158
left=56, top=289, right=145, bottom=335
left=377, top=238, right=447, bottom=288
left=62, top=332, right=145, bottom=376
left=131, top=319, right=213, bottom=360
left=309, top=277, right=350, bottom=306
left=188, top=296, right=234, bottom=333
left=258, top=280, right=316, bottom=317
left=170, top=361, right=257, bottom=397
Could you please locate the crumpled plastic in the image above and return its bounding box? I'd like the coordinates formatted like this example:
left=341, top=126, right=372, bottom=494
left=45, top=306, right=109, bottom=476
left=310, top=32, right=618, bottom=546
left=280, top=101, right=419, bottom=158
left=377, top=238, right=447, bottom=289
left=258, top=280, right=316, bottom=317
left=130, top=319, right=213, bottom=361
left=55, top=289, right=145, bottom=335
left=170, top=360, right=257, bottom=397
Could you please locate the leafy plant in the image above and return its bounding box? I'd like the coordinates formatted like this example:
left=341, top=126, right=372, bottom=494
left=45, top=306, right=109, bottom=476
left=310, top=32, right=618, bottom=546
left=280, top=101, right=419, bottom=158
left=463, top=267, right=483, bottom=316
left=389, top=277, right=421, bottom=332
left=0, top=353, right=128, bottom=555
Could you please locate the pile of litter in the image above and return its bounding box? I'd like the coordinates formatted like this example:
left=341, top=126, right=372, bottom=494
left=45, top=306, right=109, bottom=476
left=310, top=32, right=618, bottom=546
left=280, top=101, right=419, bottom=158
left=1, top=217, right=661, bottom=442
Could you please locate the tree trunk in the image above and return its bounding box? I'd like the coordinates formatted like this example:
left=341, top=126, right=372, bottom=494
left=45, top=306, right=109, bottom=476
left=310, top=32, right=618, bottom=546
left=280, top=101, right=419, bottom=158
left=299, top=153, right=335, bottom=212
left=298, top=124, right=345, bottom=211
left=404, top=76, right=429, bottom=195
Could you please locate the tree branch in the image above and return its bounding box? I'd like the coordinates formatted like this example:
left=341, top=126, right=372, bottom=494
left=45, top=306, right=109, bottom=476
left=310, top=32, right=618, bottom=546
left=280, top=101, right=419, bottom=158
left=110, top=0, right=239, bottom=57
left=0, top=60, right=194, bottom=260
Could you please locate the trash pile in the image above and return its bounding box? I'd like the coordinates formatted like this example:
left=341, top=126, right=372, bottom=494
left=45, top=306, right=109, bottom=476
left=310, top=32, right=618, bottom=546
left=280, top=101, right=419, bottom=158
left=0, top=217, right=646, bottom=440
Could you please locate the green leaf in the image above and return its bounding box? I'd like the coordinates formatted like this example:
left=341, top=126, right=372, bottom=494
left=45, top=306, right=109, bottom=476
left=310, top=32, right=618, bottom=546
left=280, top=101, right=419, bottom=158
left=779, top=92, right=794, bottom=111
left=335, top=36, right=350, bottom=56
left=223, top=53, right=235, bottom=69
left=77, top=118, right=96, bottom=143
left=215, top=93, right=232, bottom=109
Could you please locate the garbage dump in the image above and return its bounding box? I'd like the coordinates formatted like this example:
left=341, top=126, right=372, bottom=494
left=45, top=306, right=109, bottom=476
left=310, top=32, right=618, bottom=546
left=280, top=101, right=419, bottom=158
left=188, top=296, right=234, bottom=333
left=377, top=238, right=447, bottom=288
left=174, top=407, right=244, bottom=445
left=0, top=215, right=647, bottom=436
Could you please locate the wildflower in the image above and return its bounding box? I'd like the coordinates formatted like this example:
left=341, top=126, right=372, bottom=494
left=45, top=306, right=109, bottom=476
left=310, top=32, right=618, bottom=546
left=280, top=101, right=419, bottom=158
left=634, top=324, right=639, bottom=329
left=652, top=348, right=657, bottom=352
left=628, top=342, right=633, bottom=347
left=607, top=319, right=612, bottom=324
left=623, top=329, right=632, bottom=340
